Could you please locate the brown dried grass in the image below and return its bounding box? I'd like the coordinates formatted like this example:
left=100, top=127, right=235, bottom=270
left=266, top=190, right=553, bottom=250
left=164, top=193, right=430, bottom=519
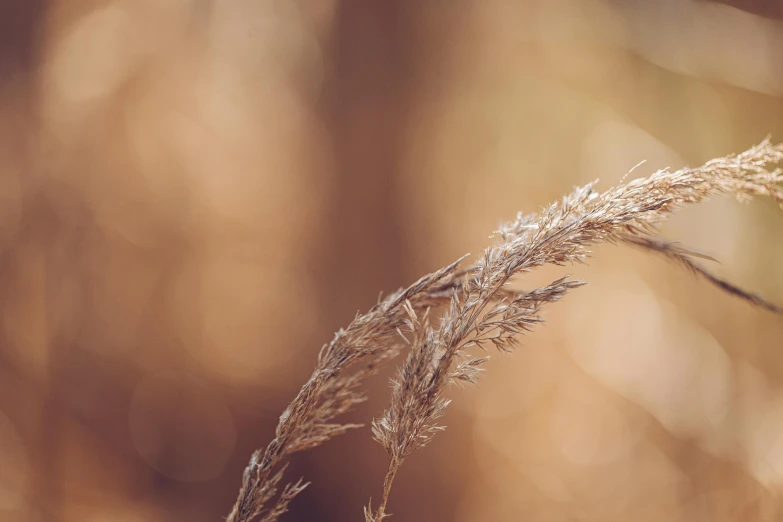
left=226, top=139, right=783, bottom=522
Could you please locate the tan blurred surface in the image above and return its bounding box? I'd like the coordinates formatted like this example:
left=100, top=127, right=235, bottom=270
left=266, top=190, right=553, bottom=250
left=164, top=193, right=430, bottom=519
left=2, top=1, right=783, bottom=521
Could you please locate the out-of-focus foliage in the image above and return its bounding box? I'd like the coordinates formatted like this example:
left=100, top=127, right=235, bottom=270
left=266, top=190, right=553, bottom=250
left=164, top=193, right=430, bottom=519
left=1, top=1, right=783, bottom=521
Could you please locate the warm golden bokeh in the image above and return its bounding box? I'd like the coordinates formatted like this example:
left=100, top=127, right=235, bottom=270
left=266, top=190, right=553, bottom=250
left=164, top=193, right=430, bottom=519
left=2, top=1, right=783, bottom=521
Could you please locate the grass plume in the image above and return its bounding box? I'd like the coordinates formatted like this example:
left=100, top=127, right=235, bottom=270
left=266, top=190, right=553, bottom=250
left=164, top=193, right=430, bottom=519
left=228, top=139, right=783, bottom=522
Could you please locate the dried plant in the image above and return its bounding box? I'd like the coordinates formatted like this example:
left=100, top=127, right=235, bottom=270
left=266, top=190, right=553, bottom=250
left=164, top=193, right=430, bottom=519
left=228, top=139, right=783, bottom=522
left=226, top=258, right=474, bottom=522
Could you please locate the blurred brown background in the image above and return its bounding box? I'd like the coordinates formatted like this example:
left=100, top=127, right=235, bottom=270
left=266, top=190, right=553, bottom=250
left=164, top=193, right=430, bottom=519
left=2, top=1, right=783, bottom=521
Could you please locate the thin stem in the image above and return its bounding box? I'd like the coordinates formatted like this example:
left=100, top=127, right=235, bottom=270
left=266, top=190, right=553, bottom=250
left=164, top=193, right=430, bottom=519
left=374, top=458, right=401, bottom=521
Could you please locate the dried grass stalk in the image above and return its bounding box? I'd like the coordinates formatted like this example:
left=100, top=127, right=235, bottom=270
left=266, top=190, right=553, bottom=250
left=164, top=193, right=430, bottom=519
left=228, top=139, right=783, bottom=522
left=227, top=257, right=476, bottom=522
left=366, top=139, right=783, bottom=520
